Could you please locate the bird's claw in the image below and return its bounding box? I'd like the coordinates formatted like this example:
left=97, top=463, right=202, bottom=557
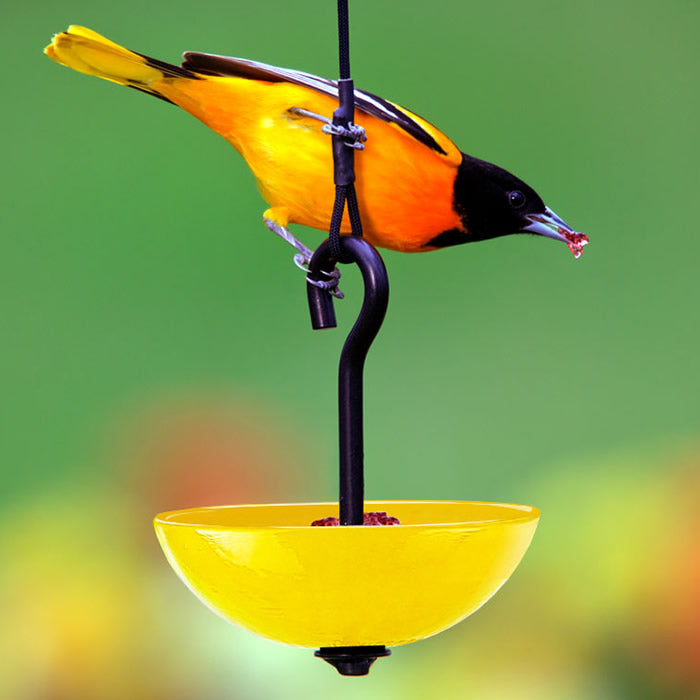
left=321, top=121, right=367, bottom=150
left=264, top=215, right=343, bottom=298
left=293, top=253, right=310, bottom=272
left=311, top=267, right=344, bottom=299
left=288, top=107, right=366, bottom=150
left=294, top=253, right=344, bottom=299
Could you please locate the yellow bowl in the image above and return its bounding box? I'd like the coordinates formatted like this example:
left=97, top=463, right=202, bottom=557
left=154, top=500, right=539, bottom=648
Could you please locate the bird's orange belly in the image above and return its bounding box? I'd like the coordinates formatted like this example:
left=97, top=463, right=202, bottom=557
left=250, top=117, right=462, bottom=252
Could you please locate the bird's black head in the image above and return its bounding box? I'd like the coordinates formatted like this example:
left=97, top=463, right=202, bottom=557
left=435, top=153, right=588, bottom=257
left=454, top=153, right=546, bottom=240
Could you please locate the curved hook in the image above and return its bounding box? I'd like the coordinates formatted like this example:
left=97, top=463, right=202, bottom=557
left=306, top=237, right=390, bottom=525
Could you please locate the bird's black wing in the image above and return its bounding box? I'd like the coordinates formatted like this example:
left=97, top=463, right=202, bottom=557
left=181, top=52, right=447, bottom=155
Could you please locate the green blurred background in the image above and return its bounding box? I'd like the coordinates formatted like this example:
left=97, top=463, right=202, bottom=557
left=2, top=0, right=699, bottom=697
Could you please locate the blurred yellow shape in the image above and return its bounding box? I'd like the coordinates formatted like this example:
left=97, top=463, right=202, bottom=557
left=154, top=500, right=539, bottom=647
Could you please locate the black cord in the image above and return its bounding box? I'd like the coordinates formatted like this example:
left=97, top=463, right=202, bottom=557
left=328, top=0, right=363, bottom=262
left=346, top=184, right=363, bottom=238
left=329, top=185, right=348, bottom=260
left=337, top=0, right=351, bottom=80
left=328, top=184, right=363, bottom=261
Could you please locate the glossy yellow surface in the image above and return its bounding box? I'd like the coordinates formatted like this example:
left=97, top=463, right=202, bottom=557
left=154, top=501, right=539, bottom=648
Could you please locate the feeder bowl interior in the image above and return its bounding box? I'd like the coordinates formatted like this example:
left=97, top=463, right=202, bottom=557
left=154, top=500, right=539, bottom=649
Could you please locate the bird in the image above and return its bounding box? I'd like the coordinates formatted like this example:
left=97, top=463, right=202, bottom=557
left=45, top=26, right=588, bottom=283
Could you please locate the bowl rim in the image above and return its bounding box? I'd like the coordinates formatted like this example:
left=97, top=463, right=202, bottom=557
left=154, top=500, right=540, bottom=530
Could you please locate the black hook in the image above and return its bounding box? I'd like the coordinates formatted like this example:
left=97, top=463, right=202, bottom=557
left=306, top=236, right=390, bottom=676
left=306, top=236, right=390, bottom=526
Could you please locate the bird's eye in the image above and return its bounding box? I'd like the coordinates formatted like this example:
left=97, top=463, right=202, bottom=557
left=509, top=190, right=526, bottom=209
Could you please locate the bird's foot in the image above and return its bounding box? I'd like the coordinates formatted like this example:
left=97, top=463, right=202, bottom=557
left=264, top=216, right=344, bottom=299
left=288, top=107, right=366, bottom=150
left=321, top=121, right=367, bottom=150
left=294, top=252, right=344, bottom=299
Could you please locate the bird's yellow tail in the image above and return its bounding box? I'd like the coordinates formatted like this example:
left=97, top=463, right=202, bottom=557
left=44, top=26, right=194, bottom=99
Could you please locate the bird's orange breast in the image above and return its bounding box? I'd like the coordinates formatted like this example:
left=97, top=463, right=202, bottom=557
left=155, top=76, right=464, bottom=252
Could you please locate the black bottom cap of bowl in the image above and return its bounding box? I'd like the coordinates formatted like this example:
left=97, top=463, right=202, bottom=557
left=315, top=645, right=391, bottom=676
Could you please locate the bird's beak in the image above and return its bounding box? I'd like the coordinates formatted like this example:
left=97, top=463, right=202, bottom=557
left=521, top=207, right=589, bottom=258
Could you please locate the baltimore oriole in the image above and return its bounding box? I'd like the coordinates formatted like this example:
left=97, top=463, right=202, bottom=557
left=45, top=26, right=588, bottom=269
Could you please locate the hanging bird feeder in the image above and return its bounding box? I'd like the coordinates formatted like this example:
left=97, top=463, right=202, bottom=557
left=155, top=501, right=538, bottom=674
left=154, top=2, right=539, bottom=676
